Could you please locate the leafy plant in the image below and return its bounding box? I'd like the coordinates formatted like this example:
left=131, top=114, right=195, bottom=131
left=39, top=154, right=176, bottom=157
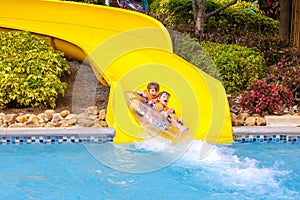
left=258, top=0, right=280, bottom=20
left=266, top=61, right=300, bottom=100
left=204, top=29, right=300, bottom=68
left=167, top=0, right=194, bottom=27
left=242, top=34, right=300, bottom=67
left=240, top=79, right=293, bottom=115
left=151, top=0, right=279, bottom=45
left=0, top=31, right=70, bottom=108
left=265, top=44, right=300, bottom=67
left=206, top=0, right=279, bottom=36
left=201, top=41, right=266, bottom=94
left=170, top=31, right=220, bottom=79
left=213, top=0, right=262, bottom=14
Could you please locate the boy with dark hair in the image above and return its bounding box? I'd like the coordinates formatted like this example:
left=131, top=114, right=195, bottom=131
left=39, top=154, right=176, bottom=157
left=136, top=82, right=160, bottom=106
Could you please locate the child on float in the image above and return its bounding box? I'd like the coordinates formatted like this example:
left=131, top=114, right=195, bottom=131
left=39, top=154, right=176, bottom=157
left=135, top=82, right=159, bottom=108
left=155, top=91, right=189, bottom=133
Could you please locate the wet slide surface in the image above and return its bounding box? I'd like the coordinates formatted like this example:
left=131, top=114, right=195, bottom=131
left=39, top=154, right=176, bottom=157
left=0, top=0, right=233, bottom=143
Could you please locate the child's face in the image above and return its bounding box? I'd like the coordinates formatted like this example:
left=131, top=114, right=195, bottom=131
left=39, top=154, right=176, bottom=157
left=149, top=87, right=158, bottom=98
left=158, top=93, right=169, bottom=105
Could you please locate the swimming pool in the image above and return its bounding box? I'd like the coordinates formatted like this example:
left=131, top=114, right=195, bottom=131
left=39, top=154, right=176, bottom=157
left=0, top=139, right=299, bottom=200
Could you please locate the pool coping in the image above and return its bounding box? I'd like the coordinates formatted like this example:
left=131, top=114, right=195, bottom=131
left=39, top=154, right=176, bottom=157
left=0, top=127, right=115, bottom=136
left=232, top=126, right=300, bottom=135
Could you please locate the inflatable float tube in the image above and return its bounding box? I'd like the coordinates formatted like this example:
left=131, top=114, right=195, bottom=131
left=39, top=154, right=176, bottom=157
left=124, top=91, right=188, bottom=141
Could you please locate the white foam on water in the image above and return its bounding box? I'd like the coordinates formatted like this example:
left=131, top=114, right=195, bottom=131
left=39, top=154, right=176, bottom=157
left=134, top=136, right=173, bottom=152
left=87, top=137, right=298, bottom=198
left=172, top=140, right=297, bottom=199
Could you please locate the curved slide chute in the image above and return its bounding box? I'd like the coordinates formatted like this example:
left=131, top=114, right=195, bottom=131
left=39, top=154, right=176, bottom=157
left=0, top=0, right=233, bottom=143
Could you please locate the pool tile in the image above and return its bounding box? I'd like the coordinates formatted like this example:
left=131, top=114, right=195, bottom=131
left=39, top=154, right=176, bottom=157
left=234, top=133, right=300, bottom=143
left=0, top=134, right=113, bottom=145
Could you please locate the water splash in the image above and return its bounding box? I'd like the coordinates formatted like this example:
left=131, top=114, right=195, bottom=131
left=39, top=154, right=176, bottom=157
left=86, top=138, right=299, bottom=199
left=134, top=136, right=172, bottom=152
left=172, top=140, right=298, bottom=199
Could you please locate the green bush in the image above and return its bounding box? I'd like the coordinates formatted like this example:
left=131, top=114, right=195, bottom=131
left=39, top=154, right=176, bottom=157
left=167, top=0, right=193, bottom=26
left=151, top=0, right=278, bottom=36
left=202, top=29, right=300, bottom=67
left=150, top=0, right=166, bottom=13
left=206, top=0, right=279, bottom=35
left=213, top=0, right=262, bottom=14
left=166, top=0, right=217, bottom=27
left=0, top=31, right=70, bottom=108
left=201, top=41, right=266, bottom=94
left=170, top=31, right=220, bottom=79
left=255, top=37, right=300, bottom=67
left=150, top=0, right=170, bottom=19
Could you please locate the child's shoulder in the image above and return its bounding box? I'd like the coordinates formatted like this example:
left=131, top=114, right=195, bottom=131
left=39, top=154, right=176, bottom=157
left=154, top=102, right=164, bottom=110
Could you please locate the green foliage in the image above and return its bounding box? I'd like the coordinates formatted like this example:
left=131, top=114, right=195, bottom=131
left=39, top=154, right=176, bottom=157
left=0, top=31, right=70, bottom=108
left=167, top=0, right=193, bottom=25
left=150, top=0, right=192, bottom=32
left=257, top=38, right=300, bottom=67
left=150, top=0, right=167, bottom=13
left=206, top=0, right=279, bottom=35
left=213, top=0, right=262, bottom=14
left=151, top=0, right=278, bottom=36
left=240, top=79, right=293, bottom=115
left=201, top=41, right=266, bottom=94
left=206, top=0, right=222, bottom=13
left=203, top=30, right=300, bottom=68
left=170, top=31, right=220, bottom=79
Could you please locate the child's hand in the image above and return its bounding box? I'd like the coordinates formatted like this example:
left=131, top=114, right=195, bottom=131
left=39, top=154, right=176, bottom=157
left=136, top=90, right=147, bottom=99
left=152, top=99, right=158, bottom=103
left=164, top=108, right=175, bottom=117
left=168, top=108, right=175, bottom=114
left=177, top=118, right=184, bottom=125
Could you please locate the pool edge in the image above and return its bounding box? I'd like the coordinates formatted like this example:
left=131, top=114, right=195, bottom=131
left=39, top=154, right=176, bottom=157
left=0, top=126, right=300, bottom=144
left=233, top=126, right=300, bottom=143
left=0, top=127, right=115, bottom=144
left=233, top=126, right=300, bottom=135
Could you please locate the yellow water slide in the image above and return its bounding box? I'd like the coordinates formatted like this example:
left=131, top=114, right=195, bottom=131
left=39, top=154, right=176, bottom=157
left=0, top=0, right=233, bottom=143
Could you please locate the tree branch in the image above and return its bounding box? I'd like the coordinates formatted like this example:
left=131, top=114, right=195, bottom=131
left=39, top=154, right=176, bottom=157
left=206, top=0, right=237, bottom=19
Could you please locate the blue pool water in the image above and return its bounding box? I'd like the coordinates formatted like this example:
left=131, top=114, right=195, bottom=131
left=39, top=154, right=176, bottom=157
left=0, top=140, right=299, bottom=200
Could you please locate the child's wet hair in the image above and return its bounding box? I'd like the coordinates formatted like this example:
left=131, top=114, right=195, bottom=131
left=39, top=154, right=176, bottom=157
left=147, top=82, right=160, bottom=91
